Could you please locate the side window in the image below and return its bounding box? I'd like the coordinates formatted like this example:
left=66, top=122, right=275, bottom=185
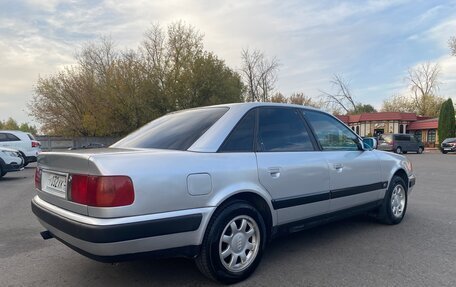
left=219, top=109, right=256, bottom=152
left=0, top=133, right=7, bottom=142
left=304, top=110, right=359, bottom=151
left=6, top=133, right=20, bottom=141
left=257, top=108, right=314, bottom=152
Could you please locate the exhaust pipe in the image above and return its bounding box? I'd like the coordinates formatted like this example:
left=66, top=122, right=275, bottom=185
left=40, top=230, right=53, bottom=240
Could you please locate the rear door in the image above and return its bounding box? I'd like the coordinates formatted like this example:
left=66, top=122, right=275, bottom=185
left=255, top=107, right=330, bottom=225
left=7, top=133, right=27, bottom=154
left=303, top=110, right=384, bottom=212
left=409, top=135, right=419, bottom=152
left=0, top=133, right=9, bottom=148
left=397, top=134, right=410, bottom=152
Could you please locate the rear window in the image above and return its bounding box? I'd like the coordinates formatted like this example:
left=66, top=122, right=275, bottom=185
left=0, top=133, right=20, bottom=142
left=380, top=134, right=393, bottom=144
left=112, top=107, right=229, bottom=150
left=395, top=134, right=410, bottom=141
left=27, top=133, right=36, bottom=140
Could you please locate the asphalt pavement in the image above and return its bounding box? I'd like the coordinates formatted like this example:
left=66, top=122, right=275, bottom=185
left=1, top=153, right=455, bottom=286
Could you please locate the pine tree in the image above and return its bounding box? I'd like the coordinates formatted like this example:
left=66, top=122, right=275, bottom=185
left=438, top=98, right=456, bottom=144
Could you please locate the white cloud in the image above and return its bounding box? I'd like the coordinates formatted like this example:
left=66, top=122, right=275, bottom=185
left=1, top=0, right=455, bottom=126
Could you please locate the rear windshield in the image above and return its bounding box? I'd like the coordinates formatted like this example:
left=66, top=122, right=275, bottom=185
left=112, top=107, right=229, bottom=150
left=380, top=134, right=392, bottom=144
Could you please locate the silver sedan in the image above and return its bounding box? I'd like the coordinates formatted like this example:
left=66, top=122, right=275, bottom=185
left=32, top=103, right=415, bottom=284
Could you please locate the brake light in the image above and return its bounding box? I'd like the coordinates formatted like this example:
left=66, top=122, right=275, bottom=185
left=32, top=141, right=40, bottom=148
left=34, top=167, right=41, bottom=190
left=70, top=175, right=134, bottom=207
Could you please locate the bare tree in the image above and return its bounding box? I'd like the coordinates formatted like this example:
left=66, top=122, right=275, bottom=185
left=240, top=48, right=279, bottom=102
left=270, top=92, right=287, bottom=103
left=289, top=92, right=323, bottom=108
left=381, top=94, right=415, bottom=113
left=407, top=62, right=443, bottom=116
left=381, top=62, right=444, bottom=117
left=320, top=74, right=356, bottom=114
left=449, top=36, right=456, bottom=56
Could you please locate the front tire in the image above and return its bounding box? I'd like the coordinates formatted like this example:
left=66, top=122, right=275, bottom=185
left=417, top=147, right=423, bottom=154
left=378, top=176, right=408, bottom=225
left=395, top=146, right=402, bottom=154
left=195, top=200, right=267, bottom=284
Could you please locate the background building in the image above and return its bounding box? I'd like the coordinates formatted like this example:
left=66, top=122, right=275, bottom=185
left=337, top=112, right=438, bottom=147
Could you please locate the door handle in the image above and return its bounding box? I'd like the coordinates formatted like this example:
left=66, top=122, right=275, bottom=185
left=333, top=163, right=343, bottom=170
left=267, top=167, right=281, bottom=178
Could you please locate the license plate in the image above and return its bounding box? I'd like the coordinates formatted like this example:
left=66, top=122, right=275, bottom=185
left=41, top=171, right=68, bottom=198
left=444, top=148, right=452, bottom=151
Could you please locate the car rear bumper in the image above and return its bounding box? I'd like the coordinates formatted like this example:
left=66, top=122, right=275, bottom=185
left=0, top=157, right=24, bottom=172
left=4, top=163, right=24, bottom=172
left=31, top=196, right=214, bottom=261
left=25, top=156, right=37, bottom=163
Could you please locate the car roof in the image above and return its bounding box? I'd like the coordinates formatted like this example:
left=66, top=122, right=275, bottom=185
left=188, top=102, right=336, bottom=152
left=206, top=102, right=322, bottom=111
left=0, top=130, right=25, bottom=134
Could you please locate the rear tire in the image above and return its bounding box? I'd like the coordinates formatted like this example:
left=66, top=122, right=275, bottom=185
left=195, top=200, right=267, bottom=284
left=377, top=176, right=407, bottom=225
left=441, top=150, right=448, bottom=154
left=0, top=166, right=5, bottom=178
left=19, top=152, right=28, bottom=167
left=395, top=146, right=402, bottom=154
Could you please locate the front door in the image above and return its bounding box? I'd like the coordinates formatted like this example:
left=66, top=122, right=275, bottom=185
left=303, top=110, right=384, bottom=212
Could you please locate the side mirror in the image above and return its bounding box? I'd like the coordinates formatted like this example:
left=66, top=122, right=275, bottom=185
left=362, top=138, right=377, bottom=150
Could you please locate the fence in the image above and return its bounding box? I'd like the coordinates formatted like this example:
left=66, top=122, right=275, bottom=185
left=36, top=136, right=120, bottom=151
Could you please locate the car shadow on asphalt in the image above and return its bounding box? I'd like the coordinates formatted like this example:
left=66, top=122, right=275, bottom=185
left=0, top=176, right=28, bottom=181
left=80, top=215, right=380, bottom=286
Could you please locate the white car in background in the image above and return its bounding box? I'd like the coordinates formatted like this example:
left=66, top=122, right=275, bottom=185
left=0, top=146, right=24, bottom=178
left=0, top=130, right=41, bottom=166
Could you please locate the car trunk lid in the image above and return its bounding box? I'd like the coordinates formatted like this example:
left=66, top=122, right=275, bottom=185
left=35, top=148, right=146, bottom=215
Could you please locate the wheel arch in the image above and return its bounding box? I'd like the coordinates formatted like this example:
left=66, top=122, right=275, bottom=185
left=208, top=190, right=276, bottom=240
left=391, top=168, right=409, bottom=192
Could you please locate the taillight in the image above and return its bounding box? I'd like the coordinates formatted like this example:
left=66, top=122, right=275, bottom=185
left=32, top=141, right=40, bottom=148
left=34, top=167, right=41, bottom=190
left=70, top=175, right=134, bottom=207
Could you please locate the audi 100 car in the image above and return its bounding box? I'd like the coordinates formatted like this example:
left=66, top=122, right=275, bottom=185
left=32, top=103, right=416, bottom=284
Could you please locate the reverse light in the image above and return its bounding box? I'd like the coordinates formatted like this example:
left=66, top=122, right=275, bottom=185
left=70, top=175, right=134, bottom=207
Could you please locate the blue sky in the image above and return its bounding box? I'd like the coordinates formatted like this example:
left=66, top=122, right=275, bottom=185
left=1, top=0, right=455, bottom=125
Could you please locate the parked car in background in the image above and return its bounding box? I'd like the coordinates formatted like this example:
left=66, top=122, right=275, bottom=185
left=440, top=138, right=456, bottom=154
left=0, top=146, right=24, bottom=178
left=0, top=131, right=41, bottom=166
left=362, top=137, right=378, bottom=149
left=68, top=143, right=105, bottom=150
left=31, top=103, right=415, bottom=284
left=377, top=133, right=424, bottom=154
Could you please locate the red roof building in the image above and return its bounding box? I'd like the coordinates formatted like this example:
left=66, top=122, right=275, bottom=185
left=336, top=112, right=439, bottom=147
